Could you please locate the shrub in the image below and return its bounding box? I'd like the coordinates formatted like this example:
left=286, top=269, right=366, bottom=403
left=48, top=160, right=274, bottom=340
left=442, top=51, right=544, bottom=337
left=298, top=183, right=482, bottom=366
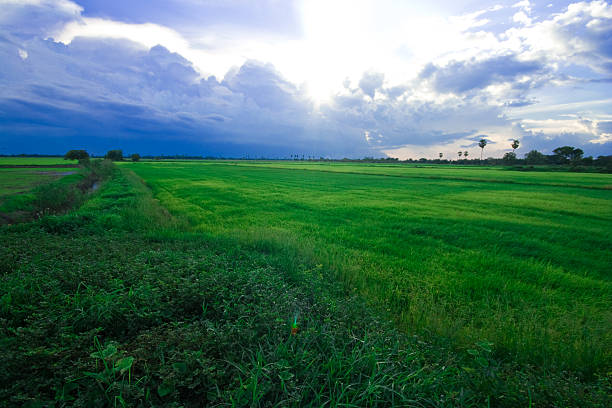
left=64, top=149, right=90, bottom=164
left=105, top=150, right=124, bottom=161
left=32, top=183, right=84, bottom=216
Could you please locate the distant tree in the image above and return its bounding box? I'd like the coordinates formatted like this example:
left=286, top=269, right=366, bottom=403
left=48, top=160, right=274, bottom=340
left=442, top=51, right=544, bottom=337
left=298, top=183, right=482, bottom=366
left=524, top=150, right=546, bottom=164
left=105, top=149, right=124, bottom=161
left=478, top=139, right=487, bottom=160
left=503, top=152, right=517, bottom=163
left=458, top=151, right=462, bottom=159
left=581, top=156, right=593, bottom=165
left=595, top=155, right=612, bottom=172
left=439, top=152, right=443, bottom=159
left=131, top=153, right=140, bottom=162
left=570, top=148, right=584, bottom=163
left=511, top=139, right=520, bottom=154
left=64, top=149, right=89, bottom=164
left=553, top=146, right=583, bottom=164
left=464, top=151, right=468, bottom=159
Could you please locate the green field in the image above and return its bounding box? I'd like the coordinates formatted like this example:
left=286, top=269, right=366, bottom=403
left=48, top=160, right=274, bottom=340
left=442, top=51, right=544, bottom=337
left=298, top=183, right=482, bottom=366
left=1, top=161, right=611, bottom=406
left=0, top=168, right=78, bottom=197
left=0, top=157, right=78, bottom=166
left=220, top=161, right=612, bottom=189
left=124, top=161, right=611, bottom=373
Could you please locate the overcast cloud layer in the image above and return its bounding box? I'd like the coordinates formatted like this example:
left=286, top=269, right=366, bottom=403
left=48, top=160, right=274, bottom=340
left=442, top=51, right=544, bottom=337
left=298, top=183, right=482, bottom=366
left=1, top=0, right=611, bottom=158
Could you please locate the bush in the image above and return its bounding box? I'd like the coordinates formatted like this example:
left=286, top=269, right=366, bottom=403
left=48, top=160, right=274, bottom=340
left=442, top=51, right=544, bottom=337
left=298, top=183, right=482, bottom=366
left=502, top=152, right=517, bottom=163
left=32, top=183, right=84, bottom=216
left=30, top=160, right=115, bottom=219
left=64, top=149, right=90, bottom=164
left=105, top=150, right=124, bottom=161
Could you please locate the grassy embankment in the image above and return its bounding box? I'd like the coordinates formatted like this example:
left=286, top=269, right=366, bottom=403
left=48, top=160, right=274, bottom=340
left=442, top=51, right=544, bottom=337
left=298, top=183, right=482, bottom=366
left=0, top=161, right=610, bottom=406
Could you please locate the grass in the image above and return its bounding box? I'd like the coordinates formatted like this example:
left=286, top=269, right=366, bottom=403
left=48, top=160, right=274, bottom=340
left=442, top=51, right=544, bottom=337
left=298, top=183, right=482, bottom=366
left=0, top=157, right=78, bottom=166
left=0, top=168, right=78, bottom=197
left=0, top=161, right=112, bottom=223
left=224, top=160, right=612, bottom=189
left=125, top=161, right=612, bottom=375
left=0, top=161, right=610, bottom=406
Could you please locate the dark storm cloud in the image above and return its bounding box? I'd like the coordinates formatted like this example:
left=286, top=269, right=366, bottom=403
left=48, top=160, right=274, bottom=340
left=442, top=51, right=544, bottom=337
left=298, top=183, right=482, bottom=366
left=0, top=32, right=375, bottom=156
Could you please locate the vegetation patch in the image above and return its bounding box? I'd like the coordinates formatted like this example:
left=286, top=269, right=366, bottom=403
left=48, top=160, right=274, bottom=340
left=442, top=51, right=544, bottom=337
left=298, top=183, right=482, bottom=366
left=0, top=160, right=114, bottom=224
left=126, top=161, right=612, bottom=377
left=1, top=167, right=610, bottom=407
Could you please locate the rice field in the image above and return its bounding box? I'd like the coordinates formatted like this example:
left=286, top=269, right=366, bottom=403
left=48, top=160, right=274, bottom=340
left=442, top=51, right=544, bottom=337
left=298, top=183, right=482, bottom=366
left=126, top=161, right=612, bottom=372
left=0, top=157, right=77, bottom=166
left=1, top=160, right=610, bottom=406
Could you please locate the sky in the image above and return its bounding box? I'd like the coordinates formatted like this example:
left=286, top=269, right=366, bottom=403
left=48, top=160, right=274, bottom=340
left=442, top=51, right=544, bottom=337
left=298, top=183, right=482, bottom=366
left=0, top=0, right=611, bottom=158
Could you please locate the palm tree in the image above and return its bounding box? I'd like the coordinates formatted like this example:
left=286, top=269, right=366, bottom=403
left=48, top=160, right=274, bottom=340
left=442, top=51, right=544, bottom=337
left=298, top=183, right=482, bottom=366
left=464, top=151, right=469, bottom=159
left=478, top=139, right=487, bottom=160
left=458, top=151, right=462, bottom=160
left=511, top=139, right=520, bottom=153
left=439, top=152, right=443, bottom=159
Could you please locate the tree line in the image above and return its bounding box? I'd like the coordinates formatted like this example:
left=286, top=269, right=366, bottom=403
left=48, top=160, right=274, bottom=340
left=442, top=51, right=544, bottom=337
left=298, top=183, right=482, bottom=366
left=64, top=150, right=140, bottom=163
left=61, top=144, right=612, bottom=173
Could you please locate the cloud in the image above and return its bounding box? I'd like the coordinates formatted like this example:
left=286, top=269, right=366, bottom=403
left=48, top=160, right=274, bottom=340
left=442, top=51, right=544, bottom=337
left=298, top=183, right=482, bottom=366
left=420, top=54, right=544, bottom=94
left=512, top=1, right=532, bottom=13
left=222, top=61, right=308, bottom=111
left=1, top=0, right=612, bottom=158
left=0, top=0, right=82, bottom=37
left=54, top=17, right=192, bottom=61
left=463, top=134, right=497, bottom=146
left=515, top=116, right=612, bottom=153
left=597, top=121, right=612, bottom=133
left=0, top=29, right=373, bottom=156
left=507, top=1, right=612, bottom=73
left=358, top=71, right=385, bottom=99
left=504, top=99, right=537, bottom=107
left=513, top=11, right=532, bottom=25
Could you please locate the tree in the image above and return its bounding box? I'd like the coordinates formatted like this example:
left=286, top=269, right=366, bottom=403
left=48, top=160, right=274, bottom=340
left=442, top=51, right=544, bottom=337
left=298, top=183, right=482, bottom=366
left=511, top=139, right=519, bottom=153
left=503, top=152, right=517, bottom=163
left=439, top=152, right=443, bottom=159
left=105, top=150, right=123, bottom=161
left=595, top=155, right=612, bottom=172
left=464, top=151, right=468, bottom=159
left=553, top=146, right=583, bottom=164
left=570, top=148, right=584, bottom=163
left=524, top=150, right=545, bottom=164
left=458, top=151, right=462, bottom=160
left=478, top=139, right=487, bottom=160
left=64, top=149, right=89, bottom=164
left=131, top=153, right=140, bottom=162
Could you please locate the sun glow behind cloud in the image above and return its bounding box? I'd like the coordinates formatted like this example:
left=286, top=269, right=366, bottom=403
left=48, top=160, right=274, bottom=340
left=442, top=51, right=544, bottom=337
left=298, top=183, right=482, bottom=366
left=293, top=0, right=483, bottom=102
left=51, top=0, right=504, bottom=103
